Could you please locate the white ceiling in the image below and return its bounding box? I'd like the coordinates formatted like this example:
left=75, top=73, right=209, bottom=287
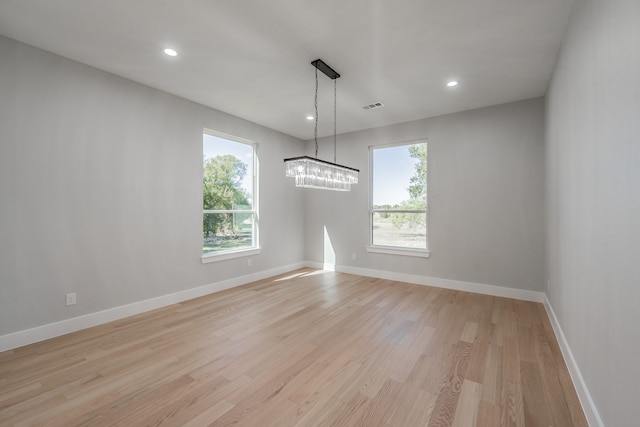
left=0, top=0, right=574, bottom=140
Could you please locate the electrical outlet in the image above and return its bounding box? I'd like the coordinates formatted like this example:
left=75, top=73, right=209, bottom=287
left=352, top=253, right=357, bottom=260
left=247, top=259, right=252, bottom=267
left=66, top=293, right=77, bottom=306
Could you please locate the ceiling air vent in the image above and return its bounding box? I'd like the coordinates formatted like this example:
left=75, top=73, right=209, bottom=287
left=362, top=102, right=384, bottom=110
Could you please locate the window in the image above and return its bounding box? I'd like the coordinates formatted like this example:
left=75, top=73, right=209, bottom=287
left=202, top=130, right=258, bottom=261
left=368, top=140, right=429, bottom=256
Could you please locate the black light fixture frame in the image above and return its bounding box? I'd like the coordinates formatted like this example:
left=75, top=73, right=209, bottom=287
left=282, top=155, right=359, bottom=173
left=311, top=59, right=340, bottom=80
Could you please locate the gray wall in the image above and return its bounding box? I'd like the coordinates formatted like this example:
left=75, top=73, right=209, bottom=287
left=304, top=98, right=545, bottom=291
left=545, top=0, right=640, bottom=424
left=0, top=36, right=305, bottom=336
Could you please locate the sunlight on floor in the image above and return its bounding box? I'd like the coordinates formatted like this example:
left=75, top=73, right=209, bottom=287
left=273, top=269, right=333, bottom=282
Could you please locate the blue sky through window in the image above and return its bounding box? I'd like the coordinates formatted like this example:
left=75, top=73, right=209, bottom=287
left=373, top=145, right=419, bottom=206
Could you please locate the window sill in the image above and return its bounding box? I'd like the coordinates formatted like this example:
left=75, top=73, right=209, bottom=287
left=366, top=246, right=431, bottom=258
left=201, top=247, right=261, bottom=264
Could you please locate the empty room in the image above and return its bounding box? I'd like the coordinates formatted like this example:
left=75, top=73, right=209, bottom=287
left=0, top=0, right=638, bottom=426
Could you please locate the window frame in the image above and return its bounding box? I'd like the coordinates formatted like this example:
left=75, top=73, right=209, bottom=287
left=367, top=139, right=430, bottom=258
left=201, top=129, right=259, bottom=263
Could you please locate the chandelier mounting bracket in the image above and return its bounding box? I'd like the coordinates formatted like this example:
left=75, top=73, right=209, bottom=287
left=311, top=59, right=340, bottom=80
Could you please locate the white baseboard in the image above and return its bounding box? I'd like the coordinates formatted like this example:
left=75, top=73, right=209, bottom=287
left=543, top=295, right=603, bottom=427
left=306, top=261, right=544, bottom=303
left=0, top=261, right=306, bottom=353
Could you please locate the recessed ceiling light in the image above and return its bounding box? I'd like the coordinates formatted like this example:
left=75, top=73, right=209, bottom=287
left=447, top=81, right=458, bottom=87
left=163, top=48, right=178, bottom=57
left=306, top=115, right=314, bottom=120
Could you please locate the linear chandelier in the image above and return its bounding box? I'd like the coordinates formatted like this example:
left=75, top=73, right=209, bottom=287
left=284, top=59, right=359, bottom=191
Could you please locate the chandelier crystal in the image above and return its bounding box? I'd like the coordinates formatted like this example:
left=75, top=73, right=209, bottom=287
left=284, top=156, right=359, bottom=191
left=285, top=59, right=359, bottom=191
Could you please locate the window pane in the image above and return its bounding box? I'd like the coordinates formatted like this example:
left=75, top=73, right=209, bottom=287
left=203, top=134, right=253, bottom=209
left=202, top=131, right=257, bottom=256
left=372, top=144, right=425, bottom=209
left=203, top=213, right=254, bottom=254
left=372, top=212, right=427, bottom=249
left=370, top=141, right=427, bottom=251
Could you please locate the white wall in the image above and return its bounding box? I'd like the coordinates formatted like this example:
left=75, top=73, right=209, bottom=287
left=0, top=36, right=305, bottom=337
left=545, top=0, right=640, bottom=425
left=303, top=98, right=545, bottom=291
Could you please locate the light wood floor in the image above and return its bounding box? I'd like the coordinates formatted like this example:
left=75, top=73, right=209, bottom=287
left=0, top=269, right=587, bottom=426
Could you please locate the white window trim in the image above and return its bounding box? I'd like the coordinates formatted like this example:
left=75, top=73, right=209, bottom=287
left=368, top=139, right=428, bottom=255
left=202, top=129, right=259, bottom=260
left=203, top=209, right=257, bottom=214
left=366, top=245, right=430, bottom=258
left=201, top=247, right=261, bottom=263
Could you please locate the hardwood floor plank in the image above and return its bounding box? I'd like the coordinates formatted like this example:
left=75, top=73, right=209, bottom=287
left=352, top=379, right=403, bottom=427
left=521, top=361, right=552, bottom=427
left=426, top=341, right=473, bottom=427
left=460, top=321, right=478, bottom=343
left=477, top=401, right=501, bottom=427
left=385, top=384, right=437, bottom=426
left=464, top=319, right=491, bottom=383
left=315, top=394, right=370, bottom=427
left=480, top=343, right=503, bottom=406
left=452, top=380, right=482, bottom=427
left=388, top=325, right=435, bottom=383
left=501, top=380, right=525, bottom=427
left=0, top=268, right=588, bottom=426
left=502, top=336, right=521, bottom=383
left=290, top=361, right=363, bottom=426
left=182, top=399, right=235, bottom=427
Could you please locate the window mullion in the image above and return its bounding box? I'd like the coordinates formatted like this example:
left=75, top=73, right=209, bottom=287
left=204, top=209, right=255, bottom=214
left=371, top=209, right=426, bottom=214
